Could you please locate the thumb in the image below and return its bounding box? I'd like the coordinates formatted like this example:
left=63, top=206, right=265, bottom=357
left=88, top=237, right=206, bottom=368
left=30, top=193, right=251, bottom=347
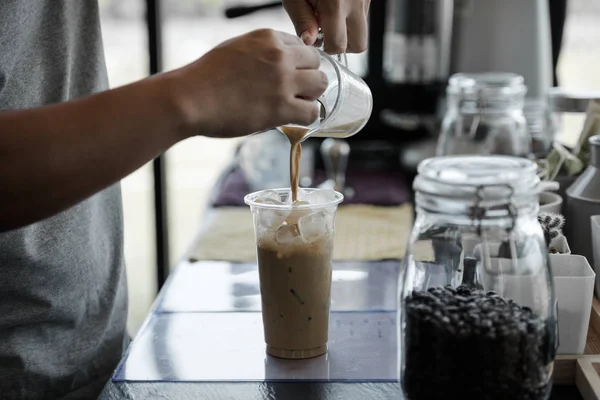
left=283, top=0, right=319, bottom=46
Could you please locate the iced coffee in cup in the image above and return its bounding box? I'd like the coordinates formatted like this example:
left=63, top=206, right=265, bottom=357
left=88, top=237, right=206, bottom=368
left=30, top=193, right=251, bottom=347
left=244, top=188, right=343, bottom=359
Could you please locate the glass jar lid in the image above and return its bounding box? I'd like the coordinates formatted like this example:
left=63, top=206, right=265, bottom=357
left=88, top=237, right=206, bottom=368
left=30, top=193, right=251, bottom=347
left=447, top=72, right=527, bottom=99
left=414, top=155, right=541, bottom=205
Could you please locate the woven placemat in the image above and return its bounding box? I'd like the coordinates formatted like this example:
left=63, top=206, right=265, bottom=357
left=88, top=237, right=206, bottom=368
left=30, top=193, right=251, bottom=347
left=188, top=204, right=413, bottom=262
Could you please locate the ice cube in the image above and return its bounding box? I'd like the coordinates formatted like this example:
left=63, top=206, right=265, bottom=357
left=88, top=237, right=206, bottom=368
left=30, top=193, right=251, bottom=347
left=296, top=187, right=307, bottom=201
left=318, top=189, right=336, bottom=202
left=255, top=193, right=289, bottom=229
left=276, top=224, right=301, bottom=245
left=282, top=188, right=306, bottom=204
left=302, top=190, right=320, bottom=205
left=303, top=189, right=336, bottom=205
left=258, top=207, right=288, bottom=230
left=255, top=190, right=281, bottom=204
left=282, top=189, right=293, bottom=205
left=298, top=211, right=331, bottom=243
left=286, top=200, right=311, bottom=225
left=255, top=224, right=276, bottom=242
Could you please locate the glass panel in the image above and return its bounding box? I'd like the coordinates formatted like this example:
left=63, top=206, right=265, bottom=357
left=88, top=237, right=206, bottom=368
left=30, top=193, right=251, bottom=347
left=99, top=0, right=157, bottom=336
left=156, top=260, right=400, bottom=313
left=113, top=311, right=397, bottom=382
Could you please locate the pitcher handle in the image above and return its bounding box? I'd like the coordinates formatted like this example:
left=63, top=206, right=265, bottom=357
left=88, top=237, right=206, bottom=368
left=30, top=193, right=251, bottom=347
left=314, top=28, right=348, bottom=68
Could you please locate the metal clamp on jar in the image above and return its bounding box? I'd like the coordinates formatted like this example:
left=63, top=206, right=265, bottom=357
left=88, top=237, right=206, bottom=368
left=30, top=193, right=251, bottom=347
left=399, top=155, right=558, bottom=400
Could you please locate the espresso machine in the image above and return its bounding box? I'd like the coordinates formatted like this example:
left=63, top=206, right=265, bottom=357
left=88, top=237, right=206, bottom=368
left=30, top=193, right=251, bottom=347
left=225, top=0, right=560, bottom=196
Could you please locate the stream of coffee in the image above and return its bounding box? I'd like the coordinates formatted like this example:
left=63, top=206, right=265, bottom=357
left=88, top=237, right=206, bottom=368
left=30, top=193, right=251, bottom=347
left=279, top=126, right=310, bottom=203
left=281, top=120, right=367, bottom=202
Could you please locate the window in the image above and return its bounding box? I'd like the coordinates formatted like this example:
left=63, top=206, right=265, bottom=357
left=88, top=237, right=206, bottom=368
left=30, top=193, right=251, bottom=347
left=556, top=0, right=600, bottom=147
left=557, top=0, right=600, bottom=91
left=100, top=0, right=156, bottom=336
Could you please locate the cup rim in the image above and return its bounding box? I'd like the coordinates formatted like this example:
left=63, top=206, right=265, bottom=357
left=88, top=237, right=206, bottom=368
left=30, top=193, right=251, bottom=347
left=244, top=188, right=344, bottom=210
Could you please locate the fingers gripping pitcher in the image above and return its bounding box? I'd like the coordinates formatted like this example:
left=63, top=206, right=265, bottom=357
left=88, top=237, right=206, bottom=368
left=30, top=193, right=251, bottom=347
left=276, top=49, right=373, bottom=143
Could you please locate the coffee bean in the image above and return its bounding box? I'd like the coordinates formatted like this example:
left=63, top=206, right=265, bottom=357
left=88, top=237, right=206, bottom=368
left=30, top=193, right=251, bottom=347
left=402, top=286, right=553, bottom=400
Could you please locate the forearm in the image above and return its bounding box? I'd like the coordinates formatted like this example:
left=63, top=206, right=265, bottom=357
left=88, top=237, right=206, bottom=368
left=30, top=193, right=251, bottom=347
left=0, top=72, right=192, bottom=231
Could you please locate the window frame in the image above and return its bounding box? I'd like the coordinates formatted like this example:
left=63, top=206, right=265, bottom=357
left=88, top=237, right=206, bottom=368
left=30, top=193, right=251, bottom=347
left=145, top=0, right=170, bottom=290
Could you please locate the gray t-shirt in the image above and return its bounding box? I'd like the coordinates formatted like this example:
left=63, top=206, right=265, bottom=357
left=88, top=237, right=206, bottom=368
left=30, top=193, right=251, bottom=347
left=0, top=1, right=128, bottom=398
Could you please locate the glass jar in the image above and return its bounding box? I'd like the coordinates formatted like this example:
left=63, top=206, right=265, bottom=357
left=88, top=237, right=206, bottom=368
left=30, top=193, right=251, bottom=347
left=436, top=72, right=530, bottom=157
left=399, top=155, right=557, bottom=400
left=524, top=99, right=556, bottom=159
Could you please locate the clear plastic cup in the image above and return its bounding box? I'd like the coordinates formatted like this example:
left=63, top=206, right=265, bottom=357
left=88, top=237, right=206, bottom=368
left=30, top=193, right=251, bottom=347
left=277, top=50, right=373, bottom=141
left=244, top=188, right=344, bottom=359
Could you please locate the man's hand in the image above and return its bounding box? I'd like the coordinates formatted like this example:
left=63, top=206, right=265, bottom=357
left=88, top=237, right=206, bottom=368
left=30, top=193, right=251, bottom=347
left=282, top=0, right=370, bottom=54
left=171, top=29, right=327, bottom=138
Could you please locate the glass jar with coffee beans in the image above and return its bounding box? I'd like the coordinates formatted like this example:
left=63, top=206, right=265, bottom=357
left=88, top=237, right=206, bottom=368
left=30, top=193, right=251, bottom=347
left=399, top=155, right=558, bottom=400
